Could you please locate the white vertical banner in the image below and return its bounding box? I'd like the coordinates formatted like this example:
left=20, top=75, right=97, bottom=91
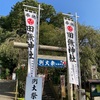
left=24, top=10, right=38, bottom=77
left=64, top=17, right=79, bottom=85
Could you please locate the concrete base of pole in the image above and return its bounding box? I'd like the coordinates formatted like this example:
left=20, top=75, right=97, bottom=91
left=68, top=84, right=73, bottom=100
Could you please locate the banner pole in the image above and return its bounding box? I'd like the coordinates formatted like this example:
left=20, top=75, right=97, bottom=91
left=36, top=4, right=41, bottom=76
left=63, top=13, right=81, bottom=100
left=24, top=4, right=43, bottom=100
left=75, top=12, right=81, bottom=100
left=67, top=76, right=73, bottom=100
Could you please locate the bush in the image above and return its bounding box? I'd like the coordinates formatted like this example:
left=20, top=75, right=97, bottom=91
left=18, top=98, right=24, bottom=100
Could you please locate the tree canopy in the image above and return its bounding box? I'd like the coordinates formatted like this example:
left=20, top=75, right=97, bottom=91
left=0, top=0, right=100, bottom=81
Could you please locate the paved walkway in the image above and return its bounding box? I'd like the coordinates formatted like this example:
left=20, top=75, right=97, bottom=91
left=0, top=80, right=16, bottom=100
left=0, top=95, right=15, bottom=100
left=94, top=97, right=100, bottom=100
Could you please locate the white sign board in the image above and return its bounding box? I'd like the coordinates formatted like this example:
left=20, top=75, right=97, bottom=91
left=12, top=73, right=16, bottom=80
left=64, top=18, right=79, bottom=85
left=25, top=76, right=42, bottom=100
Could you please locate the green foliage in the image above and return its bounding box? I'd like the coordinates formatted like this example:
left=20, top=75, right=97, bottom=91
left=5, top=68, right=10, bottom=76
left=50, top=13, right=64, bottom=28
left=0, top=26, right=27, bottom=74
left=18, top=98, right=24, bottom=100
left=39, top=22, right=66, bottom=56
left=0, top=40, right=19, bottom=73
left=0, top=0, right=38, bottom=31
left=6, top=1, right=25, bottom=31
left=40, top=3, right=56, bottom=23
left=16, top=67, right=27, bottom=97
left=0, top=30, right=23, bottom=74
left=0, top=28, right=15, bottom=44
left=0, top=0, right=56, bottom=32
left=0, top=0, right=99, bottom=87
left=39, top=22, right=65, bottom=46
left=0, top=16, right=8, bottom=30
left=78, top=24, right=100, bottom=80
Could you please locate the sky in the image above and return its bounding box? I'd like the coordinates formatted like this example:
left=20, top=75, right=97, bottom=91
left=0, top=0, right=100, bottom=29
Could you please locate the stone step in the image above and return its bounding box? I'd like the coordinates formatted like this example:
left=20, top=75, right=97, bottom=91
left=0, top=95, right=15, bottom=100
left=42, top=80, right=56, bottom=100
left=0, top=80, right=16, bottom=100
